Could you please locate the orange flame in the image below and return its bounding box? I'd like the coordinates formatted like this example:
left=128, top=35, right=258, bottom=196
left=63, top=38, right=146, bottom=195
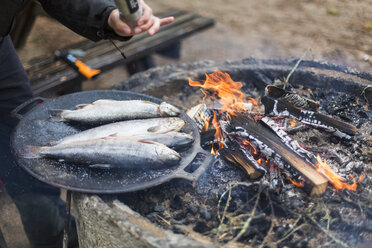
left=248, top=97, right=258, bottom=107
left=189, top=69, right=247, bottom=115
left=211, top=146, right=217, bottom=156
left=242, top=140, right=258, bottom=155
left=200, top=112, right=210, bottom=132
left=287, top=177, right=305, bottom=188
left=315, top=154, right=357, bottom=191
left=290, top=119, right=297, bottom=127
left=189, top=69, right=254, bottom=154
left=211, top=111, right=224, bottom=154
left=358, top=174, right=365, bottom=183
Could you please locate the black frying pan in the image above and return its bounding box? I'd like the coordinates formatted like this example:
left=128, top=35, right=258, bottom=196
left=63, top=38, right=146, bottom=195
left=11, top=90, right=213, bottom=193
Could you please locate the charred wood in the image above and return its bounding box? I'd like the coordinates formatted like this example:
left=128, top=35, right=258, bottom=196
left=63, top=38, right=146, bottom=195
left=300, top=145, right=345, bottom=165
left=260, top=116, right=319, bottom=165
left=200, top=129, right=219, bottom=149
left=261, top=96, right=356, bottom=139
left=186, top=103, right=213, bottom=131
left=224, top=114, right=328, bottom=196
left=284, top=124, right=309, bottom=134
left=269, top=163, right=284, bottom=192
left=219, top=140, right=266, bottom=179
left=265, top=85, right=320, bottom=111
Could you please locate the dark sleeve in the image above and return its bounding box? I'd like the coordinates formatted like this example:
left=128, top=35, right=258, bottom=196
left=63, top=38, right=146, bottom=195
left=37, top=0, right=130, bottom=42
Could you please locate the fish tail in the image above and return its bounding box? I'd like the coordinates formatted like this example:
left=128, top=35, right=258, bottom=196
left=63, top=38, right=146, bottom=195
left=49, top=109, right=66, bottom=121
left=23, top=145, right=43, bottom=158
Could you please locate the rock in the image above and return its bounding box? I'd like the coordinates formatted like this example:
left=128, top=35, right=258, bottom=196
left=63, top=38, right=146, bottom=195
left=170, top=195, right=183, bottom=210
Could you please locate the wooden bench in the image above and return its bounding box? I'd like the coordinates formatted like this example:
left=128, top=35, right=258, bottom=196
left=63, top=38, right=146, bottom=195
left=23, top=10, right=215, bottom=97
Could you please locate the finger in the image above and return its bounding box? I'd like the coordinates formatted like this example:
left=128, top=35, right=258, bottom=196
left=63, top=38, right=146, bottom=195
left=133, top=26, right=142, bottom=34
left=139, top=15, right=155, bottom=31
left=108, top=9, right=132, bottom=36
left=159, top=16, right=175, bottom=26
left=137, top=1, right=152, bottom=26
left=148, top=17, right=161, bottom=36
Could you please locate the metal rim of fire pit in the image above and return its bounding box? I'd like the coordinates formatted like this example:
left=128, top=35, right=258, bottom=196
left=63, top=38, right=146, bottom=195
left=114, top=58, right=372, bottom=104
left=11, top=90, right=213, bottom=194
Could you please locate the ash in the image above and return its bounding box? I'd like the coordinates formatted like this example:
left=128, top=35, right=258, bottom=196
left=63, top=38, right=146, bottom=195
left=116, top=83, right=371, bottom=248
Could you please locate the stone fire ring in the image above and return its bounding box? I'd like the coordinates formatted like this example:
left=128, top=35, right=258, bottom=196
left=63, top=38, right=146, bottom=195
left=73, top=58, right=372, bottom=248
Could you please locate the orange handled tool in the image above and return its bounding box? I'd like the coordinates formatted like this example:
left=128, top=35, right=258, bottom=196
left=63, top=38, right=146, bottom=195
left=55, top=50, right=101, bottom=79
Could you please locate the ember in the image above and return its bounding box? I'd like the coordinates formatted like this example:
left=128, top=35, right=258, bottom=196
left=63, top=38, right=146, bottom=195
left=315, top=154, right=357, bottom=191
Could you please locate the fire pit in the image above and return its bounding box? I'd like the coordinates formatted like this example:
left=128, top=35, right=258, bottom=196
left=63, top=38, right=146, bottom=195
left=74, top=58, right=371, bottom=248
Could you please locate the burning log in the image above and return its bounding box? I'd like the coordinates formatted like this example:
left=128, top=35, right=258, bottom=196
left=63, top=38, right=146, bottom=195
left=261, top=96, right=357, bottom=139
left=224, top=114, right=328, bottom=196
left=260, top=116, right=319, bottom=165
left=219, top=140, right=266, bottom=179
left=187, top=68, right=361, bottom=195
left=265, top=85, right=320, bottom=111
left=268, top=162, right=285, bottom=192
left=186, top=103, right=213, bottom=131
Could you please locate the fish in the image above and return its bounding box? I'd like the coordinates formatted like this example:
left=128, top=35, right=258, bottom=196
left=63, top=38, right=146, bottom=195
left=49, top=99, right=181, bottom=123
left=51, top=117, right=186, bottom=146
left=131, top=131, right=194, bottom=150
left=25, top=137, right=181, bottom=169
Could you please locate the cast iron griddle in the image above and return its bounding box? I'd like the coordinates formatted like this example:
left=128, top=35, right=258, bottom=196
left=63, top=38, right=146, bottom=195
left=11, top=90, right=213, bottom=193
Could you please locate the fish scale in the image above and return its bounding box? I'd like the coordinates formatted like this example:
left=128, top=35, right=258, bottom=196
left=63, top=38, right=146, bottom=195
left=52, top=117, right=186, bottom=146
left=50, top=99, right=181, bottom=123
left=36, top=137, right=181, bottom=169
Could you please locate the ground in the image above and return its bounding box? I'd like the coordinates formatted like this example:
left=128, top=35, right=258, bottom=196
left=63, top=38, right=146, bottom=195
left=1, top=0, right=371, bottom=247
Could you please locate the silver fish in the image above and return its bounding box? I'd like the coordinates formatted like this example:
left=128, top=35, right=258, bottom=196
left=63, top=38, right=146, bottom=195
left=132, top=131, right=194, bottom=150
left=26, top=137, right=181, bottom=169
left=50, top=99, right=181, bottom=123
left=52, top=117, right=186, bottom=145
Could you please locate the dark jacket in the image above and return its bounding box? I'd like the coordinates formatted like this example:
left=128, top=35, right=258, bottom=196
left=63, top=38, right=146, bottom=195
left=0, top=0, right=126, bottom=41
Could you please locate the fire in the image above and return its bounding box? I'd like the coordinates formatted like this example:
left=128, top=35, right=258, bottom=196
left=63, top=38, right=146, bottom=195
left=189, top=69, right=259, bottom=154
left=212, top=111, right=224, bottom=150
left=242, top=140, right=258, bottom=155
left=248, top=97, right=258, bottom=107
left=188, top=69, right=364, bottom=194
left=211, top=146, right=217, bottom=156
left=189, top=69, right=248, bottom=115
left=287, top=177, right=305, bottom=188
left=315, top=154, right=357, bottom=191
left=290, top=119, right=297, bottom=127
left=200, top=112, right=210, bottom=132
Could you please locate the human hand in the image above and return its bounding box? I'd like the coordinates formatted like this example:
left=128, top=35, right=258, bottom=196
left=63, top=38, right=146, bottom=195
left=108, top=0, right=174, bottom=37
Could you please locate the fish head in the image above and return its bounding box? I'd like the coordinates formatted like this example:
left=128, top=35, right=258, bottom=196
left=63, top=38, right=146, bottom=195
left=159, top=102, right=181, bottom=116
left=163, top=149, right=181, bottom=165
left=172, top=132, right=194, bottom=146
left=147, top=118, right=186, bottom=133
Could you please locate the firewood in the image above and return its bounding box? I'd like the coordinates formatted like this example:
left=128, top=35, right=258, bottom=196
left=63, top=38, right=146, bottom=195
left=219, top=141, right=266, bottom=179
left=186, top=103, right=213, bottom=131
left=262, top=96, right=356, bottom=139
left=265, top=85, right=320, bottom=111
left=227, top=114, right=328, bottom=196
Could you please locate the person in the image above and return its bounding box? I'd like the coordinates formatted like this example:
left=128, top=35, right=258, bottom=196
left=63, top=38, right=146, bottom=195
left=0, top=1, right=174, bottom=247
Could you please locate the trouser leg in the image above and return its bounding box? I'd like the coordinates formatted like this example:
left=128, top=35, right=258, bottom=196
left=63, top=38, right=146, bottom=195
left=10, top=192, right=79, bottom=248
left=1, top=123, right=78, bottom=248
left=0, top=36, right=78, bottom=248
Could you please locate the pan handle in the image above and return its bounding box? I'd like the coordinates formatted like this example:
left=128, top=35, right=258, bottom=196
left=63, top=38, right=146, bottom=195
left=174, top=150, right=216, bottom=181
left=11, top=97, right=47, bottom=120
